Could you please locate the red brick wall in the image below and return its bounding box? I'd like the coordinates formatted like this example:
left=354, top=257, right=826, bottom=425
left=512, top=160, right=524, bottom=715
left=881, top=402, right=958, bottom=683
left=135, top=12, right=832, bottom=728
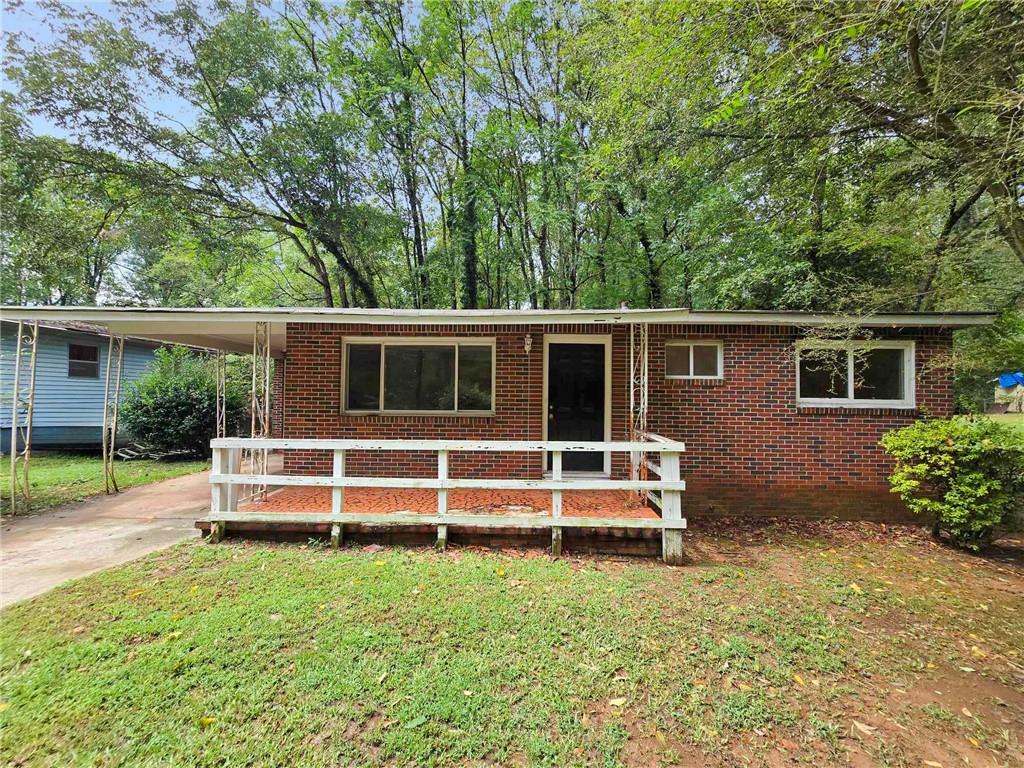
left=643, top=324, right=953, bottom=520
left=281, top=322, right=953, bottom=520
left=270, top=359, right=285, bottom=439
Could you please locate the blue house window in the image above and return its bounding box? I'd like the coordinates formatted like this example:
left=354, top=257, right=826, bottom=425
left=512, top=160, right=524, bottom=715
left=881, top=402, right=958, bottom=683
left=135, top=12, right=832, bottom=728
left=68, top=343, right=100, bottom=378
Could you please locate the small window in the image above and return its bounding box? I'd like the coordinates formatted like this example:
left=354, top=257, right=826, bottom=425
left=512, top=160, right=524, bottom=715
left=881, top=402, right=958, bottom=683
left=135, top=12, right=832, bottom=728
left=68, top=344, right=100, bottom=378
left=797, top=342, right=913, bottom=407
left=344, top=339, right=494, bottom=414
left=665, top=341, right=722, bottom=379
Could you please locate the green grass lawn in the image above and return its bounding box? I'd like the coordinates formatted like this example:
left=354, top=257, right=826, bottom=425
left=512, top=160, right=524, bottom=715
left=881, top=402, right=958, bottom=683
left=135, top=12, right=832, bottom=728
left=2, top=522, right=1022, bottom=767
left=985, top=412, right=1024, bottom=433
left=0, top=452, right=209, bottom=515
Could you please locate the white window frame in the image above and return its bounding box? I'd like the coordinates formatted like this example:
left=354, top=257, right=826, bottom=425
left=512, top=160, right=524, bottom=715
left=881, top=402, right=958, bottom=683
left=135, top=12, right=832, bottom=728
left=664, top=340, right=724, bottom=380
left=795, top=339, right=916, bottom=409
left=341, top=336, right=496, bottom=416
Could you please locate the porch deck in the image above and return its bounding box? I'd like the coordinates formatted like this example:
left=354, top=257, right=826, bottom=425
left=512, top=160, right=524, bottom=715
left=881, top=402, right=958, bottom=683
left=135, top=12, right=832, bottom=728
left=201, top=436, right=687, bottom=561
left=241, top=486, right=657, bottom=518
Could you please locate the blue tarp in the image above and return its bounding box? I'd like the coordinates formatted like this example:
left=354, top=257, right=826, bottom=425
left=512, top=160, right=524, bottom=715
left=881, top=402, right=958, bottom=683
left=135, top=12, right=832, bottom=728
left=997, top=371, right=1024, bottom=388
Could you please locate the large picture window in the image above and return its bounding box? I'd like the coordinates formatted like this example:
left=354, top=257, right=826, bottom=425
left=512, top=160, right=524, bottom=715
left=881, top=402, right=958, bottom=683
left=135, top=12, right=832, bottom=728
left=344, top=339, right=495, bottom=414
left=796, top=341, right=914, bottom=408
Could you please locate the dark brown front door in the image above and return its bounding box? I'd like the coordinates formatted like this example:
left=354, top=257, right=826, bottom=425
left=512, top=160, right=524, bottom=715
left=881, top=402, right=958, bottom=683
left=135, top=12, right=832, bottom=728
left=547, top=342, right=605, bottom=471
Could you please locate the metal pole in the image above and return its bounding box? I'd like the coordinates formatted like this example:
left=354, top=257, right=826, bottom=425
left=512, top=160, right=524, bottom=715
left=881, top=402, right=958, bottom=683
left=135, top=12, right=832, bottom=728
left=21, top=322, right=38, bottom=510
left=9, top=321, right=24, bottom=516
left=108, top=337, right=124, bottom=494
left=101, top=335, right=113, bottom=494
left=243, top=322, right=271, bottom=502
left=101, top=335, right=124, bottom=494
left=8, top=321, right=39, bottom=516
left=215, top=352, right=226, bottom=439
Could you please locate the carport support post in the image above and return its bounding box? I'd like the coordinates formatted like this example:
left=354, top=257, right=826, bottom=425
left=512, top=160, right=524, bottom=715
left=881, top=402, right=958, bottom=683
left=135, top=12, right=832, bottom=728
left=660, top=451, right=684, bottom=565
left=101, top=334, right=124, bottom=495
left=8, top=320, right=38, bottom=517
left=436, top=449, right=448, bottom=551
left=551, top=450, right=563, bottom=557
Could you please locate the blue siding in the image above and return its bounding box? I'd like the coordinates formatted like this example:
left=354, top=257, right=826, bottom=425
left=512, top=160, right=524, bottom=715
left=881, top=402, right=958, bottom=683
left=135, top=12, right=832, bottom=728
left=0, top=324, right=157, bottom=431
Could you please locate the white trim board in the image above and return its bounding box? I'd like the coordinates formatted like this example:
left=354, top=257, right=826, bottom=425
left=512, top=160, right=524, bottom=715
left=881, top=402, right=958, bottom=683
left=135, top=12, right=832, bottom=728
left=1, top=306, right=997, bottom=327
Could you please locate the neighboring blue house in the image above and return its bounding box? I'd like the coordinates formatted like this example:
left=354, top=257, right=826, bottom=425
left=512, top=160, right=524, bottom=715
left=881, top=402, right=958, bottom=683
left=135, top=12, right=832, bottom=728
left=1, top=320, right=159, bottom=453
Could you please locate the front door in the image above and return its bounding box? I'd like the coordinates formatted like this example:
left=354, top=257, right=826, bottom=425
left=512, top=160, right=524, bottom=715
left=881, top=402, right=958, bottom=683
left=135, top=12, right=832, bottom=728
left=547, top=342, right=605, bottom=471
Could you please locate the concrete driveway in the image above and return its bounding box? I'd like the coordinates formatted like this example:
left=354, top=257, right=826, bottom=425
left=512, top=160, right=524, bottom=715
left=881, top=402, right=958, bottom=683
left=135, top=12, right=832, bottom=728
left=1, top=469, right=212, bottom=607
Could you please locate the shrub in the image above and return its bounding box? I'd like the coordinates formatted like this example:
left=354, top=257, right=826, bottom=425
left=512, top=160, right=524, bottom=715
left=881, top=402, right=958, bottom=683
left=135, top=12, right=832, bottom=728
left=120, top=348, right=246, bottom=457
left=880, top=417, right=1024, bottom=550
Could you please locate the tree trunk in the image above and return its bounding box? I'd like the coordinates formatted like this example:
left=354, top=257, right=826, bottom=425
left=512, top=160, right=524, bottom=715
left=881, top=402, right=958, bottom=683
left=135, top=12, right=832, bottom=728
left=319, top=236, right=378, bottom=307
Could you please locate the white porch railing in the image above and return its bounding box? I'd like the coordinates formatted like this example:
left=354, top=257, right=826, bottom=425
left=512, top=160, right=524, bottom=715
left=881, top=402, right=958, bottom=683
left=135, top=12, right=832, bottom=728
left=206, top=436, right=686, bottom=563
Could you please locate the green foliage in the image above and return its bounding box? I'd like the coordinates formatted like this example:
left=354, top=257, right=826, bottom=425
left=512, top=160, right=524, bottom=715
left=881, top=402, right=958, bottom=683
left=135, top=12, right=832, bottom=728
left=953, top=311, right=1024, bottom=412
left=881, top=417, right=1024, bottom=549
left=2, top=0, right=1021, bottom=398
left=120, top=348, right=246, bottom=456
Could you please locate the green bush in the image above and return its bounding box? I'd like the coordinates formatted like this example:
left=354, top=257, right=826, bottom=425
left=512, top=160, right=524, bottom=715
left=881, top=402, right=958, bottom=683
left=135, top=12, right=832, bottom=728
left=120, top=348, right=246, bottom=457
left=880, top=417, right=1024, bottom=550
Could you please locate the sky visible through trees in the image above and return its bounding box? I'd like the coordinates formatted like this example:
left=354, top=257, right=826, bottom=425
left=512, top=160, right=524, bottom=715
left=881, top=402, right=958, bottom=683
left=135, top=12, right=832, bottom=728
left=1, top=0, right=1021, bottom=404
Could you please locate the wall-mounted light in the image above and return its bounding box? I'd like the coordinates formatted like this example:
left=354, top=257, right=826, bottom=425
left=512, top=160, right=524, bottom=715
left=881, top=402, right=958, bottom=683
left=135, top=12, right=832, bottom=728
left=523, top=334, right=533, bottom=354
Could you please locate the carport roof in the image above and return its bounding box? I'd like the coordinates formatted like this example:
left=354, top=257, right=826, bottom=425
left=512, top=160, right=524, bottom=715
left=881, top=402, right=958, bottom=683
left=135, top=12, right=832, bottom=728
left=0, top=306, right=997, bottom=356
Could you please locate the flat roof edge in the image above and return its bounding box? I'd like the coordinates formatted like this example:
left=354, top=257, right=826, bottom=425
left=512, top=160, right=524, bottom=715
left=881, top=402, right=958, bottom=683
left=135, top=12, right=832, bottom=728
left=0, top=306, right=998, bottom=329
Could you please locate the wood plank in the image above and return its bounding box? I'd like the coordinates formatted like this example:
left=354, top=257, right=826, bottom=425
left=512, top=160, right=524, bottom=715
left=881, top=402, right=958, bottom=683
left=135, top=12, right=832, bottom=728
left=209, top=474, right=686, bottom=492
left=659, top=451, right=685, bottom=565
left=202, top=512, right=688, bottom=530
left=436, top=450, right=448, bottom=550
left=332, top=449, right=345, bottom=515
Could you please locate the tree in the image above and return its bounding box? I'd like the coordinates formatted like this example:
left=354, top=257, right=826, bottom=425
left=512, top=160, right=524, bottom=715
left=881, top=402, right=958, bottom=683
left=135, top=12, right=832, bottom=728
left=7, top=0, right=390, bottom=306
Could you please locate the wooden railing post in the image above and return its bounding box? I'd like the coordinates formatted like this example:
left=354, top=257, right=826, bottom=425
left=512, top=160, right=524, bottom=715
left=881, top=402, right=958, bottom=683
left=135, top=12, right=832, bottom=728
left=226, top=447, right=241, bottom=512
left=551, top=450, right=563, bottom=557
left=331, top=449, right=345, bottom=549
left=436, top=449, right=448, bottom=551
left=209, top=446, right=227, bottom=543
left=660, top=450, right=684, bottom=565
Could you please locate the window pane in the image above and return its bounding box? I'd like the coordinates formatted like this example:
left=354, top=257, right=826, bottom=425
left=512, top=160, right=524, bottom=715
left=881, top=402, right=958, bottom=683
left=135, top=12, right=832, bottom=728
left=384, top=346, right=455, bottom=411
left=854, top=348, right=905, bottom=401
left=665, top=344, right=690, bottom=377
left=458, top=345, right=492, bottom=410
left=69, top=344, right=99, bottom=362
left=68, top=361, right=99, bottom=378
left=68, top=344, right=99, bottom=378
left=799, top=349, right=849, bottom=399
left=346, top=344, right=381, bottom=410
left=692, top=345, right=719, bottom=377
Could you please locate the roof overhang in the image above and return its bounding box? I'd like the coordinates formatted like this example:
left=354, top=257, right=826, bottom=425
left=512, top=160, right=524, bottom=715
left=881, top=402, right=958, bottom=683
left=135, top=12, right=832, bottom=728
left=0, top=306, right=997, bottom=355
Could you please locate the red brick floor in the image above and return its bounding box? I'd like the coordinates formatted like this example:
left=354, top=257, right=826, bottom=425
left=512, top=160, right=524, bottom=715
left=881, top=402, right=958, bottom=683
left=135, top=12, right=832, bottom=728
left=241, top=486, right=657, bottom=519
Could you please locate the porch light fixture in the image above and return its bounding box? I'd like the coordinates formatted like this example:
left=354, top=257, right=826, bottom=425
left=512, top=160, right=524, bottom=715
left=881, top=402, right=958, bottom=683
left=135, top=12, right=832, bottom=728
left=523, top=334, right=533, bottom=354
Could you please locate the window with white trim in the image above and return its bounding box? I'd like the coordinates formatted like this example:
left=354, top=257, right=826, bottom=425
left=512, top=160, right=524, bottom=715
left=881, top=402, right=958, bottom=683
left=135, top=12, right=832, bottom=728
left=796, top=341, right=915, bottom=407
left=665, top=341, right=723, bottom=379
left=343, top=338, right=495, bottom=413
left=68, top=343, right=100, bottom=378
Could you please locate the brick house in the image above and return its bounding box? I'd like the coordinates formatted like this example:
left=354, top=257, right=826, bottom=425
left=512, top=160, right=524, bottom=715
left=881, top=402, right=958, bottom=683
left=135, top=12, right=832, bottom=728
left=2, top=306, right=995, bottom=554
